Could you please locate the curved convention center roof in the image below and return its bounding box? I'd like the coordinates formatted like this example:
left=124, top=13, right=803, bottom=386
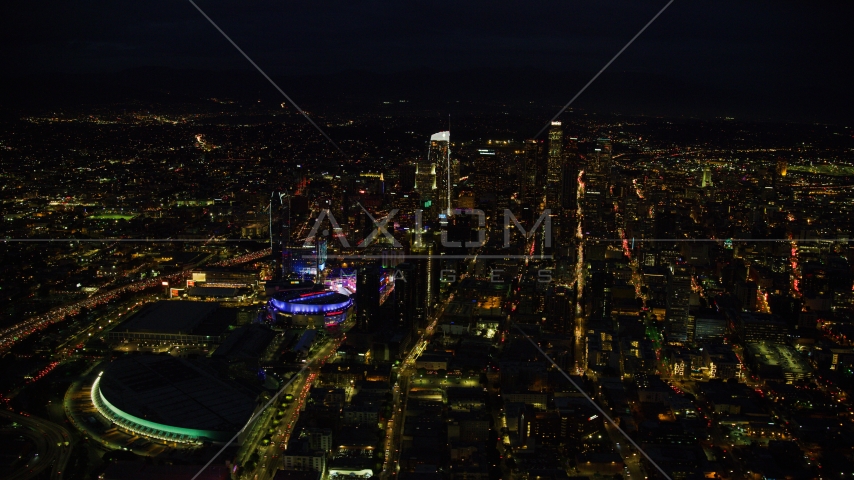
left=268, top=290, right=353, bottom=316
left=92, top=355, right=256, bottom=444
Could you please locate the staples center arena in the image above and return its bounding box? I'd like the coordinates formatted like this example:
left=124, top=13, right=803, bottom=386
left=267, top=290, right=354, bottom=328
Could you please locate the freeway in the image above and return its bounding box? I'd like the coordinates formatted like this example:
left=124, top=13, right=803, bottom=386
left=0, top=271, right=186, bottom=355
left=0, top=409, right=73, bottom=480
left=0, top=426, right=52, bottom=480
left=3, top=295, right=157, bottom=409
left=56, top=294, right=157, bottom=359
left=0, top=247, right=271, bottom=355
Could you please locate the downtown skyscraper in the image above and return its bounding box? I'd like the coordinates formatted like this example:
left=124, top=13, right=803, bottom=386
left=546, top=121, right=563, bottom=209
left=666, top=263, right=692, bottom=344
left=594, top=137, right=612, bottom=174
left=431, top=131, right=451, bottom=216
left=522, top=139, right=544, bottom=212
left=415, top=131, right=451, bottom=215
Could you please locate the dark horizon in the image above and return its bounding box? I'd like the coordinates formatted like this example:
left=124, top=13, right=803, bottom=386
left=4, top=65, right=853, bottom=127
left=3, top=1, right=854, bottom=125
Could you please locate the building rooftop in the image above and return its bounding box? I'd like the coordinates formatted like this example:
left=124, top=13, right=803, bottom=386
left=187, top=286, right=241, bottom=298
left=103, top=462, right=230, bottom=480
left=98, top=355, right=257, bottom=434
left=273, top=290, right=351, bottom=305
left=212, top=324, right=276, bottom=361
left=745, top=341, right=811, bottom=375
left=116, top=300, right=235, bottom=336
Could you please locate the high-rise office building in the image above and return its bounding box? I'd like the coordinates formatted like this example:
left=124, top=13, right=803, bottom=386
left=400, top=163, right=417, bottom=192
left=522, top=139, right=543, bottom=207
left=287, top=239, right=326, bottom=281
left=356, top=264, right=381, bottom=333
left=666, top=264, right=692, bottom=344
left=547, top=122, right=563, bottom=208
left=270, top=192, right=293, bottom=280
left=410, top=239, right=438, bottom=325
left=415, top=136, right=436, bottom=210
left=561, top=136, right=579, bottom=211
left=394, top=263, right=420, bottom=337
left=545, top=285, right=576, bottom=335
left=432, top=131, right=451, bottom=215
left=595, top=138, right=612, bottom=173
left=588, top=260, right=614, bottom=324
left=561, top=156, right=579, bottom=212
left=417, top=131, right=451, bottom=215
left=701, top=168, right=712, bottom=188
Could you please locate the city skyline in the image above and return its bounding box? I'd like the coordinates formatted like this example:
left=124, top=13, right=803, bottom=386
left=1, top=3, right=854, bottom=480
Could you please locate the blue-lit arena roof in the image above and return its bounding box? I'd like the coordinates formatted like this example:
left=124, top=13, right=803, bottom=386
left=268, top=290, right=353, bottom=316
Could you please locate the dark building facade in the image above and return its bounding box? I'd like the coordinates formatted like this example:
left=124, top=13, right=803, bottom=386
left=356, top=264, right=381, bottom=332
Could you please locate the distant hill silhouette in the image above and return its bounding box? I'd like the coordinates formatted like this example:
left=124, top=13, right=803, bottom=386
left=1, top=66, right=848, bottom=125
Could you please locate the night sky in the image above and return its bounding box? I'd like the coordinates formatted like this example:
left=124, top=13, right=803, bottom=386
left=3, top=0, right=853, bottom=123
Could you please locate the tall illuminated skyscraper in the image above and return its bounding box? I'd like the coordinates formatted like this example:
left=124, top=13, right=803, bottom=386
left=414, top=167, right=433, bottom=210
left=666, top=264, right=692, bottom=344
left=546, top=122, right=563, bottom=208
left=522, top=139, right=543, bottom=207
left=415, top=140, right=435, bottom=210
left=701, top=167, right=712, bottom=188
left=428, top=131, right=451, bottom=215
left=595, top=138, right=612, bottom=173
left=410, top=238, right=438, bottom=323
left=415, top=131, right=451, bottom=214
left=559, top=136, right=579, bottom=213
left=270, top=191, right=293, bottom=280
